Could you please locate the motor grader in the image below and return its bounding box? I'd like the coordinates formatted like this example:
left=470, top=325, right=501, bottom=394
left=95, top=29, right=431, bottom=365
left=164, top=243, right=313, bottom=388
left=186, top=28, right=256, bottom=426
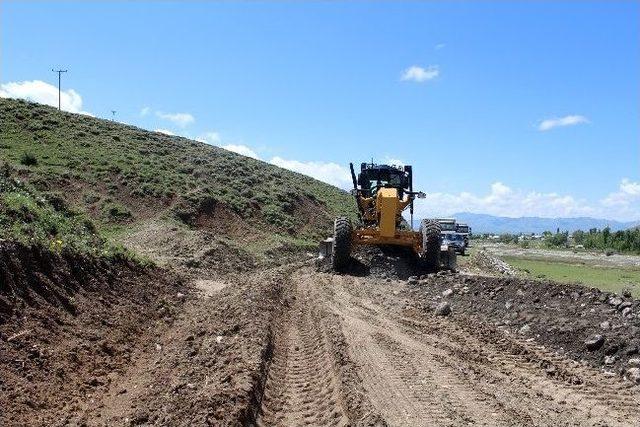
left=320, top=162, right=456, bottom=271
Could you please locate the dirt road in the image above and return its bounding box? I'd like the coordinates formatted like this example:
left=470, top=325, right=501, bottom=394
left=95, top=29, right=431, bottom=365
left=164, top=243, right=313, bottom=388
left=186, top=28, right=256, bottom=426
left=255, top=267, right=639, bottom=427
left=3, top=255, right=639, bottom=426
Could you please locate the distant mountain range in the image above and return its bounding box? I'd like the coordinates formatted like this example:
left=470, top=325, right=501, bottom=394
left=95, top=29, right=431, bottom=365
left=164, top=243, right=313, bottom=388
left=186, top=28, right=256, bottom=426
left=425, top=213, right=640, bottom=234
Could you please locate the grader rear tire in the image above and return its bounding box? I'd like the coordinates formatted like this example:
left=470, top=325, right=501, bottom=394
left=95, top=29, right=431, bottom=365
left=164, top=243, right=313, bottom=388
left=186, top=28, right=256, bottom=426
left=420, top=219, right=441, bottom=269
left=331, top=217, right=352, bottom=271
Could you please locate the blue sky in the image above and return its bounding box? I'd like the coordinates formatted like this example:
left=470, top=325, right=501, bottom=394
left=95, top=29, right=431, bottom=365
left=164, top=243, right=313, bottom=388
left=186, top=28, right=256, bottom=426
left=2, top=1, right=639, bottom=220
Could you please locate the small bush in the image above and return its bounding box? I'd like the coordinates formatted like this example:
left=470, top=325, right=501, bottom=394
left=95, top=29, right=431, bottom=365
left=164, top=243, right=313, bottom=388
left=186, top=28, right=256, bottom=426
left=83, top=192, right=101, bottom=204
left=102, top=202, right=132, bottom=222
left=20, top=152, right=38, bottom=166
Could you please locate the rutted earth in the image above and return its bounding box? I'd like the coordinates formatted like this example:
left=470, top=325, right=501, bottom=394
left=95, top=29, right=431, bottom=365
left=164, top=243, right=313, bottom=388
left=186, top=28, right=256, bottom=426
left=2, top=246, right=640, bottom=426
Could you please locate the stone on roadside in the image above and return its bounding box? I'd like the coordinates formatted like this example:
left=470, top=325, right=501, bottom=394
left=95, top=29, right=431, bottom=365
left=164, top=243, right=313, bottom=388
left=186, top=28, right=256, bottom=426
left=599, top=321, right=611, bottom=330
left=618, top=301, right=632, bottom=311
left=585, top=334, right=605, bottom=351
left=518, top=324, right=531, bottom=335
left=604, top=355, right=616, bottom=366
left=627, top=358, right=640, bottom=367
left=434, top=302, right=451, bottom=317
left=608, top=297, right=623, bottom=307
left=625, top=367, right=640, bottom=384
left=442, top=288, right=454, bottom=298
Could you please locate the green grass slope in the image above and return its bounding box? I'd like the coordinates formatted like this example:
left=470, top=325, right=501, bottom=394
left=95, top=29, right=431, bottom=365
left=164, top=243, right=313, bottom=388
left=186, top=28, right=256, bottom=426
left=0, top=98, right=357, bottom=263
left=0, top=163, right=141, bottom=261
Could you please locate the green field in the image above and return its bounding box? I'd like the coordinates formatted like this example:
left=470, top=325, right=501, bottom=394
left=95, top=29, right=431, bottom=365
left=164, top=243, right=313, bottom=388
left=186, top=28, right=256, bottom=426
left=503, top=256, right=640, bottom=297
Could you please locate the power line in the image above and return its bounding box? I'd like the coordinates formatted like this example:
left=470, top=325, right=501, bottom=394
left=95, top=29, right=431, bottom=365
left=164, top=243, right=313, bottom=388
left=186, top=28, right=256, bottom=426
left=51, top=69, right=68, bottom=111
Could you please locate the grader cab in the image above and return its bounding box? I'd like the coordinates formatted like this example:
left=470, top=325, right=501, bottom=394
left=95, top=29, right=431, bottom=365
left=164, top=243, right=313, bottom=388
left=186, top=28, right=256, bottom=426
left=320, top=162, right=456, bottom=272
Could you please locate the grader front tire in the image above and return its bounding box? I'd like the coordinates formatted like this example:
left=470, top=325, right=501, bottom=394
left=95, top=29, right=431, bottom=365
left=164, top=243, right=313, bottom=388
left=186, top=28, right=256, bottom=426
left=420, top=219, right=441, bottom=270
left=331, top=217, right=352, bottom=271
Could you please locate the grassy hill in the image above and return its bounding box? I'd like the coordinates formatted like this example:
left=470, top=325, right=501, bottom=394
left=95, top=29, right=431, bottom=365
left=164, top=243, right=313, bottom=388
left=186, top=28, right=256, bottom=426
left=0, top=98, right=356, bottom=267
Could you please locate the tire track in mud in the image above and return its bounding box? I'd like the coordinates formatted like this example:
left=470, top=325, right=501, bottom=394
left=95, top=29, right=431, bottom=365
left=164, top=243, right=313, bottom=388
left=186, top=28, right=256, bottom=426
left=310, top=270, right=640, bottom=427
left=256, top=277, right=350, bottom=427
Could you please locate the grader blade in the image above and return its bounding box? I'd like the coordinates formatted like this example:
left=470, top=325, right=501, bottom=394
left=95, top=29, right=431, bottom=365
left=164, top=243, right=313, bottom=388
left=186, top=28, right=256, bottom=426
left=318, top=237, right=334, bottom=259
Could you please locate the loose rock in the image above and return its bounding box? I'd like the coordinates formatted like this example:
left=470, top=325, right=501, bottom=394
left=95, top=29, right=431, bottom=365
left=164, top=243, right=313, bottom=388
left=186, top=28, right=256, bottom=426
left=608, top=297, right=623, bottom=307
left=625, top=367, right=640, bottom=384
left=434, top=302, right=451, bottom=317
left=585, top=335, right=605, bottom=351
left=627, top=358, right=640, bottom=367
left=518, top=324, right=531, bottom=335
left=618, top=301, right=632, bottom=311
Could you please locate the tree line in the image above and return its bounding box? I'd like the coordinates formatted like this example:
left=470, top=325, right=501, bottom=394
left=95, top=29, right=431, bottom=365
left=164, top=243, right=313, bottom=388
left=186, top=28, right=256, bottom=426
left=539, top=227, right=640, bottom=254
left=474, top=227, right=640, bottom=254
left=569, top=227, right=640, bottom=254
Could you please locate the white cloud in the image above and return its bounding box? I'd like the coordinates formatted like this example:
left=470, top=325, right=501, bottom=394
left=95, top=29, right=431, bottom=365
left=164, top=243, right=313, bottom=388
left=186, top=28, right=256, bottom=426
left=269, top=157, right=352, bottom=189
left=414, top=179, right=640, bottom=221
left=156, top=111, right=195, bottom=127
left=222, top=144, right=260, bottom=159
left=600, top=179, right=640, bottom=220
left=538, top=115, right=589, bottom=131
left=196, top=132, right=222, bottom=145
left=154, top=128, right=176, bottom=136
left=140, top=106, right=150, bottom=116
left=193, top=132, right=259, bottom=159
left=400, top=65, right=439, bottom=82
left=0, top=80, right=91, bottom=115
left=435, top=43, right=446, bottom=50
left=383, top=157, right=405, bottom=167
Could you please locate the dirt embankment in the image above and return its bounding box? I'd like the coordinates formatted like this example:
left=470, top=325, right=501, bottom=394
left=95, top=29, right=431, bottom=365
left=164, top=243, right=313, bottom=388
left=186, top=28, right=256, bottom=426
left=465, top=248, right=517, bottom=275
left=408, top=271, right=640, bottom=375
left=0, top=242, right=187, bottom=427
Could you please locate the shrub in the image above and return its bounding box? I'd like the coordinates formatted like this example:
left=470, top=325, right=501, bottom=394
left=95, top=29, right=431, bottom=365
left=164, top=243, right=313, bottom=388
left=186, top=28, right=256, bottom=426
left=102, top=202, right=132, bottom=222
left=20, top=152, right=38, bottom=166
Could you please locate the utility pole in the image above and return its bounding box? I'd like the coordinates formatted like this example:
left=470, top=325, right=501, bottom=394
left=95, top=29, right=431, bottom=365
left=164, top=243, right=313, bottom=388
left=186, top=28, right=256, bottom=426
left=111, top=110, right=117, bottom=121
left=51, top=69, right=67, bottom=110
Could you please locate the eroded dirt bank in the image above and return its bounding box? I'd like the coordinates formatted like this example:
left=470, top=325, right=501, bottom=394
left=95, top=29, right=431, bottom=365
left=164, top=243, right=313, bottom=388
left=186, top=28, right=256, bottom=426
left=0, top=242, right=187, bottom=426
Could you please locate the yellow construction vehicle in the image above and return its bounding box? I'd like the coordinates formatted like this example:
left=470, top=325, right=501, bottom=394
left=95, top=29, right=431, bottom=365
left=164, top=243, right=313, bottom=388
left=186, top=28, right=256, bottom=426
left=321, top=162, right=456, bottom=271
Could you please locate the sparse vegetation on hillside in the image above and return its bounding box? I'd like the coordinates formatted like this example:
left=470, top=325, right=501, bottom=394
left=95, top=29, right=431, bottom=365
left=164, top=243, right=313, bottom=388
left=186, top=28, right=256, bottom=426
left=0, top=163, right=142, bottom=262
left=0, top=98, right=357, bottom=253
left=0, top=163, right=101, bottom=251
